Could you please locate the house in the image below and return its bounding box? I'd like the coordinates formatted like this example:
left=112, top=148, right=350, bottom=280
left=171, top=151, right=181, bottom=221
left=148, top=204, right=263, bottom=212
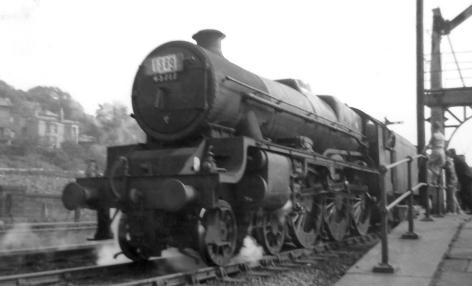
left=0, top=97, right=14, bottom=144
left=24, top=108, right=79, bottom=148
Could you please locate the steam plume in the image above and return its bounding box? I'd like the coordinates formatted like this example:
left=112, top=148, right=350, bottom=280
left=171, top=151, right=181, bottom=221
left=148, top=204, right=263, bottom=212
left=231, top=236, right=263, bottom=266
left=95, top=211, right=130, bottom=265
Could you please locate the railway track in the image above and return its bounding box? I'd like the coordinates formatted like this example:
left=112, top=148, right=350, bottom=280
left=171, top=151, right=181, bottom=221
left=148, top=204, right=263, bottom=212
left=0, top=241, right=112, bottom=275
left=0, top=233, right=378, bottom=285
left=0, top=221, right=96, bottom=233
left=0, top=221, right=97, bottom=250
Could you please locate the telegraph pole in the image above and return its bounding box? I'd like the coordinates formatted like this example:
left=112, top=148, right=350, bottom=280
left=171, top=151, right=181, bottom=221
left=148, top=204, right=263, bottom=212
left=416, top=0, right=426, bottom=206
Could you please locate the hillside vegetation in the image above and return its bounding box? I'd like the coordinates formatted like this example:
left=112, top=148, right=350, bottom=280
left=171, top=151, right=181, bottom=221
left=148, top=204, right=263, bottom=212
left=0, top=80, right=144, bottom=172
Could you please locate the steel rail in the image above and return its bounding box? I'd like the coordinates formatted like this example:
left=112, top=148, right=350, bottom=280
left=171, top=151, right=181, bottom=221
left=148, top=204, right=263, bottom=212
left=0, top=225, right=96, bottom=236
left=0, top=242, right=112, bottom=276
left=0, top=263, right=134, bottom=286
left=0, top=242, right=106, bottom=257
left=0, top=221, right=96, bottom=232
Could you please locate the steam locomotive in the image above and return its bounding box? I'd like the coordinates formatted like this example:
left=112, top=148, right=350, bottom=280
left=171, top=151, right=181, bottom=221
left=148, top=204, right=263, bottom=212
left=62, top=30, right=417, bottom=265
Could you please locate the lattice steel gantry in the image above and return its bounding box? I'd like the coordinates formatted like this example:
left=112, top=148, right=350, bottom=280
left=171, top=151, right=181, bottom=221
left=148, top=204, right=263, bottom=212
left=425, top=5, right=472, bottom=143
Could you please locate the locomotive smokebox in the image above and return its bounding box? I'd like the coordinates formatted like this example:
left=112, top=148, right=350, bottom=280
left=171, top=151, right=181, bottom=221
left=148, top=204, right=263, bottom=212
left=192, top=29, right=225, bottom=56
left=62, top=182, right=98, bottom=210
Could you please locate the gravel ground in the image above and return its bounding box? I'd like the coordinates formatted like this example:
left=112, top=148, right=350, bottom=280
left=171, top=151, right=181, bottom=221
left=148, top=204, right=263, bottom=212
left=0, top=241, right=375, bottom=284
left=204, top=245, right=373, bottom=286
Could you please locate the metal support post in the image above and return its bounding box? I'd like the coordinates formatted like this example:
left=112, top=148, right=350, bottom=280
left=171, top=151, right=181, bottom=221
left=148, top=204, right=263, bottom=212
left=440, top=170, right=446, bottom=215
left=434, top=173, right=445, bottom=217
left=446, top=168, right=455, bottom=213
left=421, top=186, right=434, bottom=221
left=421, top=157, right=434, bottom=221
left=416, top=0, right=427, bottom=212
left=402, top=157, right=419, bottom=239
left=373, top=169, right=395, bottom=273
left=74, top=209, right=81, bottom=222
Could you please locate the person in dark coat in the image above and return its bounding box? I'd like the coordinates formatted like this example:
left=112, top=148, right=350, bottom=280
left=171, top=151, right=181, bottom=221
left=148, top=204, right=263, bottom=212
left=447, top=149, right=472, bottom=211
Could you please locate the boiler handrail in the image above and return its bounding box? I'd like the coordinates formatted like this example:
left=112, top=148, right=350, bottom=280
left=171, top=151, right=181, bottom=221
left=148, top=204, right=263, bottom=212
left=381, top=154, right=427, bottom=172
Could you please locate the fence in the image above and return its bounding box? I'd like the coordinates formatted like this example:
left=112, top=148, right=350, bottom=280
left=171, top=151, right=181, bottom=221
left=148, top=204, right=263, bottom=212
left=372, top=154, right=435, bottom=273
left=0, top=185, right=94, bottom=223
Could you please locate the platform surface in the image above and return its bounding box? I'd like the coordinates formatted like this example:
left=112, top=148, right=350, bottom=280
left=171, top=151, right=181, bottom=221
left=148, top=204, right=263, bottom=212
left=432, top=217, right=472, bottom=286
left=335, top=214, right=470, bottom=286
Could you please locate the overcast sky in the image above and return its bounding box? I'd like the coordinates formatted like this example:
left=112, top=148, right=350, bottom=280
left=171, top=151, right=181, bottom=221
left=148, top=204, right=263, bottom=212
left=1, top=0, right=472, bottom=157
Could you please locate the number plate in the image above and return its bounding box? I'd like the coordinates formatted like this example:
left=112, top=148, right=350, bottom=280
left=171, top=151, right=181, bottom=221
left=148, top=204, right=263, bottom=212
left=147, top=54, right=183, bottom=75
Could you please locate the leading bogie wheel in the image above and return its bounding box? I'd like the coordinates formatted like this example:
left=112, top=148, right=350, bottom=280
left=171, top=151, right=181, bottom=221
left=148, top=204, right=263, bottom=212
left=118, top=214, right=149, bottom=262
left=198, top=200, right=238, bottom=266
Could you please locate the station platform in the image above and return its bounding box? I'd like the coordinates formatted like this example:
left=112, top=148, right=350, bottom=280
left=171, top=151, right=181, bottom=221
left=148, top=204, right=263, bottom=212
left=335, top=213, right=471, bottom=286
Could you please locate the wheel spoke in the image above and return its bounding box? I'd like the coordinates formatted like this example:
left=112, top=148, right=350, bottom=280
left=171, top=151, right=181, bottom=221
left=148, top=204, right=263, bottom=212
left=288, top=198, right=320, bottom=249
left=324, top=195, right=348, bottom=241
left=351, top=194, right=371, bottom=236
left=118, top=214, right=149, bottom=261
left=255, top=211, right=285, bottom=255
left=199, top=200, right=237, bottom=266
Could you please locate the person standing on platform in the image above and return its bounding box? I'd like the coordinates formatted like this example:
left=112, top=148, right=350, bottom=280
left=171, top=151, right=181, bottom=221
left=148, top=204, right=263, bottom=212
left=424, top=121, right=446, bottom=184
left=447, top=149, right=472, bottom=212
left=445, top=155, right=462, bottom=213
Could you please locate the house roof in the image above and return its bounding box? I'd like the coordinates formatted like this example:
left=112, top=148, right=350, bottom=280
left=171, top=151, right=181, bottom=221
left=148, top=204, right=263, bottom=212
left=37, top=110, right=59, bottom=118
left=0, top=97, right=12, bottom=107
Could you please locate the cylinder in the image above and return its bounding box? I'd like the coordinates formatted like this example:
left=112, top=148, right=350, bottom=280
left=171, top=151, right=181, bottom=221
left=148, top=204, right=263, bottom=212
left=145, top=179, right=196, bottom=211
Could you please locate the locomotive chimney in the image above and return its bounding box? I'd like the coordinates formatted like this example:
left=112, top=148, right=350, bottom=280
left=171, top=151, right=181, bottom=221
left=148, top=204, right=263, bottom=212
left=192, top=29, right=225, bottom=56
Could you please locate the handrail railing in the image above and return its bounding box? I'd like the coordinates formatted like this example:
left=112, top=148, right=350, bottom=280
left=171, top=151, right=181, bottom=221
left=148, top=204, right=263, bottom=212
left=373, top=153, right=428, bottom=273
left=386, top=182, right=427, bottom=212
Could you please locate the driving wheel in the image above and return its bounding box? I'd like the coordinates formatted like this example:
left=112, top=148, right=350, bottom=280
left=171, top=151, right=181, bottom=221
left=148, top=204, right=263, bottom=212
left=256, top=211, right=285, bottom=254
left=323, top=193, right=349, bottom=241
left=198, top=200, right=237, bottom=266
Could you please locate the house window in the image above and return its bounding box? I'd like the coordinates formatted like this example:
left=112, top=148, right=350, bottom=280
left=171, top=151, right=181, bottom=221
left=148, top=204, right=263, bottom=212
left=47, top=123, right=57, bottom=134
left=72, top=126, right=78, bottom=140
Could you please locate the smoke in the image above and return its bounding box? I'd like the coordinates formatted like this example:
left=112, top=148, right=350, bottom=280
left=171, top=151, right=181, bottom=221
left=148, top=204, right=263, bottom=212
left=229, top=201, right=293, bottom=266
left=95, top=211, right=131, bottom=265
left=278, top=200, right=293, bottom=224
left=0, top=223, right=41, bottom=250
left=230, top=236, right=264, bottom=266
left=161, top=247, right=206, bottom=272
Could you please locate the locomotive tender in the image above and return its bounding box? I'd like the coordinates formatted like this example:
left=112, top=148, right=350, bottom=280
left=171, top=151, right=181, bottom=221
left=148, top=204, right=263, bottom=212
left=62, top=30, right=417, bottom=265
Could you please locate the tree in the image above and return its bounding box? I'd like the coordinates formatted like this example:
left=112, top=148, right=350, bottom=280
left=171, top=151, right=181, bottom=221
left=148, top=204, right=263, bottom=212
left=95, top=102, right=144, bottom=145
